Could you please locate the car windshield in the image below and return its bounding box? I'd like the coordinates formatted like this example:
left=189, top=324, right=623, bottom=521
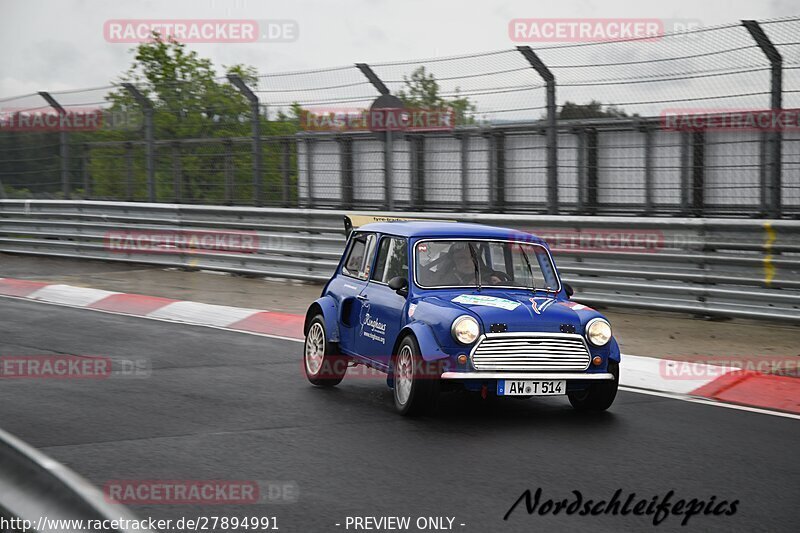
left=414, top=240, right=559, bottom=290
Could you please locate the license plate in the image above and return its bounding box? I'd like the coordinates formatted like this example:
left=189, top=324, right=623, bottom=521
left=497, top=380, right=565, bottom=396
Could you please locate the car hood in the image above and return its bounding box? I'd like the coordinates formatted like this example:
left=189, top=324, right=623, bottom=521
left=422, top=290, right=583, bottom=334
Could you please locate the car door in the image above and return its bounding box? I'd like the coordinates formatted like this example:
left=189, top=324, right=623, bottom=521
left=354, top=236, right=409, bottom=369
left=329, top=231, right=377, bottom=355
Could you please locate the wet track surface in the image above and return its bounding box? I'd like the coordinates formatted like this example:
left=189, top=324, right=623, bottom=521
left=0, top=297, right=797, bottom=532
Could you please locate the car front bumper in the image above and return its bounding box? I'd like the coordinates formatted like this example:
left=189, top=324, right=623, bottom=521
left=440, top=371, right=614, bottom=380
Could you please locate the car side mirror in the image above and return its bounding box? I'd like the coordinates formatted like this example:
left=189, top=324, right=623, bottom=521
left=388, top=276, right=409, bottom=297
left=563, top=282, right=574, bottom=299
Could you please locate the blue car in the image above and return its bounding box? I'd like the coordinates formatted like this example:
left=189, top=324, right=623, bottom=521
left=303, top=217, right=620, bottom=415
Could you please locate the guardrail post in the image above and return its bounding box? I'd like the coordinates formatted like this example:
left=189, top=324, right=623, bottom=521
left=743, top=20, right=782, bottom=218
left=338, top=135, right=354, bottom=209
left=518, top=46, right=558, bottom=214
left=38, top=92, right=70, bottom=199
left=691, top=132, right=705, bottom=216
left=122, top=84, right=155, bottom=202
left=281, top=138, right=291, bottom=207
left=172, top=141, right=182, bottom=202
left=227, top=75, right=263, bottom=206
left=81, top=144, right=91, bottom=198
left=124, top=141, right=134, bottom=201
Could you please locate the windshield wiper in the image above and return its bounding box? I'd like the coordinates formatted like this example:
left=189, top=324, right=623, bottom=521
left=467, top=242, right=482, bottom=292
left=518, top=244, right=537, bottom=295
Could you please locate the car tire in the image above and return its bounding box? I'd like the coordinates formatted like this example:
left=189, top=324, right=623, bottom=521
left=567, top=360, right=619, bottom=412
left=392, top=335, right=440, bottom=416
left=304, top=315, right=347, bottom=387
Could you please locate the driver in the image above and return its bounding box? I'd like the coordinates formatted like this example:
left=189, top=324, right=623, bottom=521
left=433, top=242, right=504, bottom=286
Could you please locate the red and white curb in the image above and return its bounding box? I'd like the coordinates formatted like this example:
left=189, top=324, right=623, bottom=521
left=0, top=277, right=304, bottom=340
left=1, top=277, right=797, bottom=417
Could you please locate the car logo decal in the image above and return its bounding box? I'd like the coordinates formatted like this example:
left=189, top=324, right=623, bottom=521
left=530, top=297, right=556, bottom=315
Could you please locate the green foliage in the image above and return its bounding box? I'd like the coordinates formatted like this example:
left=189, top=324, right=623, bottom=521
left=558, top=100, right=635, bottom=120
left=396, top=66, right=477, bottom=126
left=83, top=33, right=299, bottom=204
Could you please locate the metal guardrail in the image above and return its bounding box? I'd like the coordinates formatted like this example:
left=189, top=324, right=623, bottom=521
left=1, top=200, right=799, bottom=322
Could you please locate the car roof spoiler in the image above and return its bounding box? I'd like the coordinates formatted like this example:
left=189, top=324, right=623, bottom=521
left=343, top=214, right=454, bottom=237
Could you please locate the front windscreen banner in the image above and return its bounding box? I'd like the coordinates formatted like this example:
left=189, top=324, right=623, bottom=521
left=343, top=214, right=454, bottom=236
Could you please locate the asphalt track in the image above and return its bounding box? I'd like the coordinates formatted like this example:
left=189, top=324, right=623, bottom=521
left=0, top=297, right=797, bottom=532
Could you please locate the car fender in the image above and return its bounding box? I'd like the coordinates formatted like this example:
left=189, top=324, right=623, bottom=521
left=397, top=321, right=450, bottom=363
left=608, top=337, right=621, bottom=363
left=305, top=295, right=340, bottom=343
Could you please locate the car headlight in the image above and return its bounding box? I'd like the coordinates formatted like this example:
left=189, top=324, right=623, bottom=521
left=585, top=318, right=612, bottom=347
left=451, top=315, right=479, bottom=344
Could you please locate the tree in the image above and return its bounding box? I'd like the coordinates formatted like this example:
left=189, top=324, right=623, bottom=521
left=558, top=100, right=634, bottom=120
left=87, top=33, right=297, bottom=203
left=396, top=67, right=476, bottom=126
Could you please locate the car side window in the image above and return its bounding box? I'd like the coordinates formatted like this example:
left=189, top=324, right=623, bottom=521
left=343, top=233, right=377, bottom=280
left=371, top=237, right=408, bottom=283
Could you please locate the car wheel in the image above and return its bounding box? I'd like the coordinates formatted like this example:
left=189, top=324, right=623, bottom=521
left=392, top=335, right=440, bottom=416
left=304, top=315, right=347, bottom=387
left=567, top=360, right=619, bottom=412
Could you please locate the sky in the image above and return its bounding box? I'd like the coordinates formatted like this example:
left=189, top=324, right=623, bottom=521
left=1, top=0, right=797, bottom=100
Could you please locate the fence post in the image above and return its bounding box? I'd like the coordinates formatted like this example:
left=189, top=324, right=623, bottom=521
left=494, top=132, right=506, bottom=212
left=640, top=122, right=654, bottom=214
left=691, top=132, right=705, bottom=215
left=172, top=141, right=182, bottom=203
left=460, top=132, right=469, bottom=211
left=122, top=84, right=155, bottom=202
left=517, top=46, right=558, bottom=214
left=227, top=75, right=263, bottom=206
left=575, top=128, right=586, bottom=213
left=411, top=135, right=425, bottom=209
left=679, top=131, right=691, bottom=215
left=305, top=138, right=314, bottom=208
left=355, top=63, right=395, bottom=210
left=81, top=144, right=91, bottom=198
left=224, top=139, right=234, bottom=205
left=339, top=135, right=353, bottom=209
left=586, top=128, right=598, bottom=215
left=38, top=92, right=70, bottom=199
left=125, top=142, right=134, bottom=201
left=743, top=20, right=782, bottom=218
left=281, top=138, right=291, bottom=207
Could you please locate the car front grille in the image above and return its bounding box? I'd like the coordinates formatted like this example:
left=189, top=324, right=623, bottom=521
left=470, top=333, right=591, bottom=372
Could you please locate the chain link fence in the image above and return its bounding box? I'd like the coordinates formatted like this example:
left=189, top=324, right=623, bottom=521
left=0, top=17, right=797, bottom=216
